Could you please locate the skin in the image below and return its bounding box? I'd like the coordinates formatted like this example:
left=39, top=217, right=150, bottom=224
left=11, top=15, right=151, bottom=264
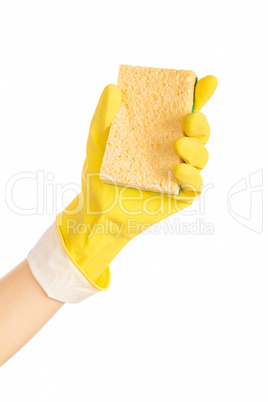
left=0, top=259, right=63, bottom=366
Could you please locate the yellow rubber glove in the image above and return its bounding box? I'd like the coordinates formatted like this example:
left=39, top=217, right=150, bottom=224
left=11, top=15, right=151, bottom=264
left=56, top=76, right=217, bottom=292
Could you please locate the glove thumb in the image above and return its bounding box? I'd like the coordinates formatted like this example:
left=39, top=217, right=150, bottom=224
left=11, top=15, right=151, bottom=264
left=87, top=84, right=121, bottom=170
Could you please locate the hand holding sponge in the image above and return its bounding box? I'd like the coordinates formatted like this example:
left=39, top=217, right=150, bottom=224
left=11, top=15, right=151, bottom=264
left=27, top=66, right=217, bottom=303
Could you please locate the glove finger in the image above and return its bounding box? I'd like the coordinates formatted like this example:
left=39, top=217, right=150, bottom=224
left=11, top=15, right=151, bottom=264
left=194, top=75, right=218, bottom=112
left=182, top=112, right=210, bottom=144
left=90, top=84, right=121, bottom=146
left=174, top=137, right=209, bottom=170
left=173, top=163, right=203, bottom=195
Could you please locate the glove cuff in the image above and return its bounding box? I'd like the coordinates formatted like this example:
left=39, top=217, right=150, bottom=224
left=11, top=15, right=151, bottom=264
left=27, top=223, right=107, bottom=303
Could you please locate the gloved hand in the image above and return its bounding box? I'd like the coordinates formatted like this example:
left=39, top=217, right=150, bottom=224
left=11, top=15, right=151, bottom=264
left=28, top=75, right=217, bottom=303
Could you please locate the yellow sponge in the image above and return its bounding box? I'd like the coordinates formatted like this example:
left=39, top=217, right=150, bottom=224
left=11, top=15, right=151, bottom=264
left=99, top=65, right=197, bottom=195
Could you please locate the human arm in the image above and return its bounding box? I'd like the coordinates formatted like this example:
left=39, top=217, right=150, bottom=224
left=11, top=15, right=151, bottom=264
left=0, top=259, right=63, bottom=366
left=0, top=75, right=217, bottom=366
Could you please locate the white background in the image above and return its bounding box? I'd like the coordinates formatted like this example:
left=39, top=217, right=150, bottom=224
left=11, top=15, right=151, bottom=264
left=0, top=1, right=267, bottom=401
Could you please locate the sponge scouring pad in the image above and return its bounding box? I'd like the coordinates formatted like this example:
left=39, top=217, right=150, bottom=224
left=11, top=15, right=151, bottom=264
left=99, top=65, right=197, bottom=195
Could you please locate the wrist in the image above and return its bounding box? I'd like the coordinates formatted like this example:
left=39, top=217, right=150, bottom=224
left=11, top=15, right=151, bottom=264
left=27, top=223, right=103, bottom=303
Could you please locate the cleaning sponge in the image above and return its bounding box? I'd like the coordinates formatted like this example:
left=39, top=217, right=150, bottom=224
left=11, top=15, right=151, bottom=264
left=99, top=65, right=197, bottom=195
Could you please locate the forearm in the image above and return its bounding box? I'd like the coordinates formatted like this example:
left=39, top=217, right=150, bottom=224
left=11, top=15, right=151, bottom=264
left=0, top=259, right=63, bottom=366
